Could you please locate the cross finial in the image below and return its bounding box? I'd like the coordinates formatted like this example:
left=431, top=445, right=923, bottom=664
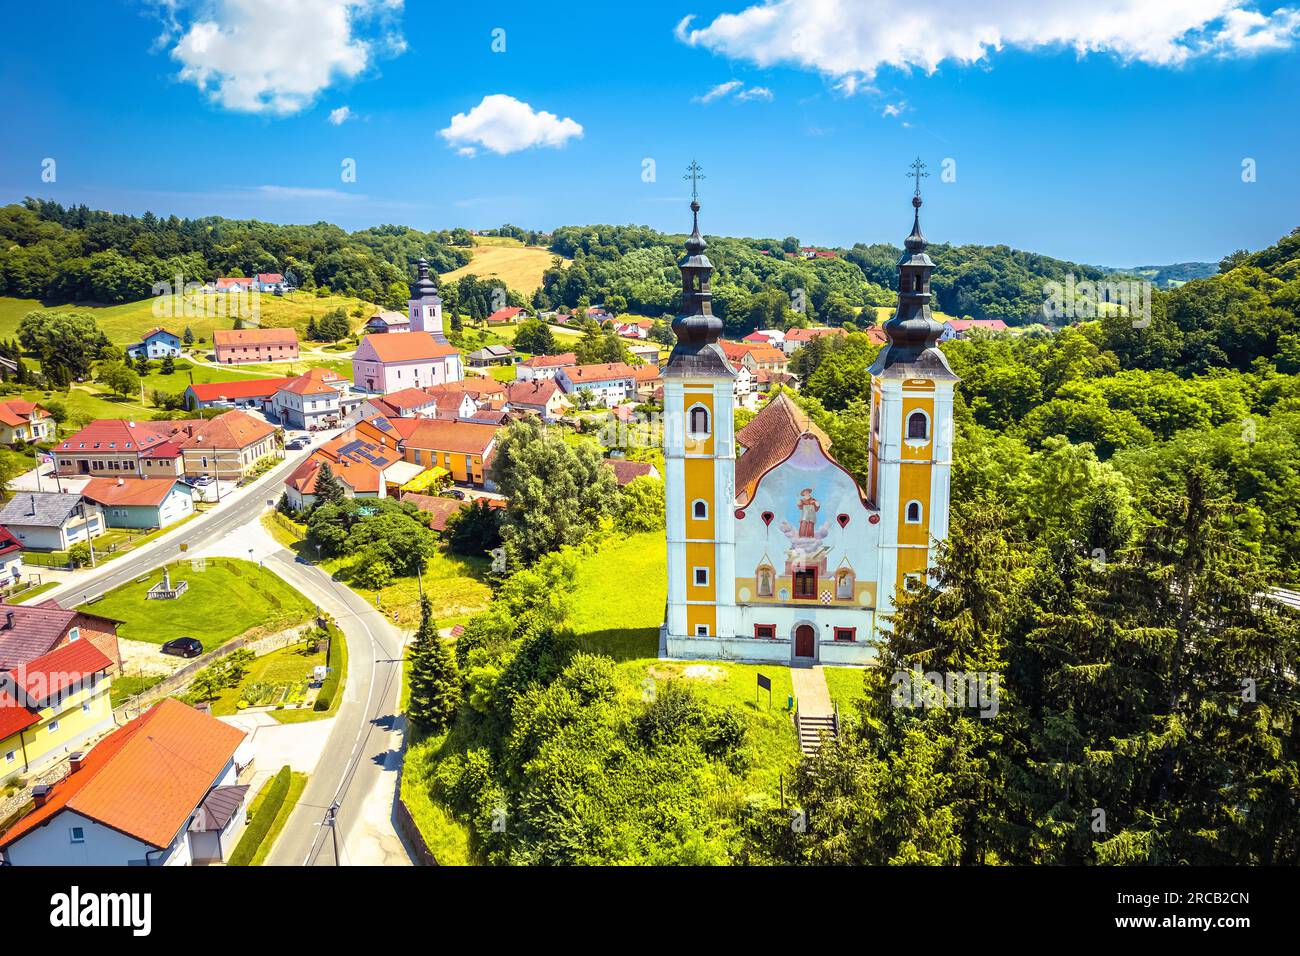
left=684, top=160, right=705, bottom=200
left=907, top=157, right=928, bottom=197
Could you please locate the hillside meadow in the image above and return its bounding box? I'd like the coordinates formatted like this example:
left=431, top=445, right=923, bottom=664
left=440, top=236, right=567, bottom=294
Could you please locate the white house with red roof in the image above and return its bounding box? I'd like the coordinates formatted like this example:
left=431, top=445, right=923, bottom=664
left=516, top=352, right=577, bottom=382
left=0, top=699, right=248, bottom=866
left=555, top=362, right=639, bottom=404
left=0, top=399, right=53, bottom=446
left=939, top=318, right=1010, bottom=340
left=486, top=306, right=524, bottom=324
left=0, top=528, right=23, bottom=590
left=184, top=376, right=296, bottom=411
left=505, top=379, right=566, bottom=422
left=255, top=272, right=288, bottom=293
left=54, top=419, right=191, bottom=478
left=270, top=367, right=348, bottom=430
left=782, top=326, right=847, bottom=355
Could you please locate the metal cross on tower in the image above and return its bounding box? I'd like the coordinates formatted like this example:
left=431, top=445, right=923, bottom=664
left=907, top=157, right=928, bottom=196
left=684, top=160, right=705, bottom=200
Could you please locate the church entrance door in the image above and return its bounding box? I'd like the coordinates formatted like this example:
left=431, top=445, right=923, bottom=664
left=794, top=624, right=815, bottom=659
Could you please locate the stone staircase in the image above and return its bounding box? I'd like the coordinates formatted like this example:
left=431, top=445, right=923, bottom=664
left=796, top=712, right=838, bottom=757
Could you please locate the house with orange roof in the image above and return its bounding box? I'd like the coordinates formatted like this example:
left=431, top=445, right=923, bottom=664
left=429, top=377, right=507, bottom=401
left=80, top=477, right=195, bottom=530
left=486, top=306, right=524, bottom=324
left=555, top=362, right=639, bottom=404
left=270, top=367, right=348, bottom=430
left=359, top=386, right=452, bottom=421
left=400, top=419, right=500, bottom=487
left=0, top=698, right=248, bottom=866
left=183, top=376, right=296, bottom=412
left=632, top=363, right=663, bottom=401
left=0, top=399, right=53, bottom=446
left=213, top=326, right=299, bottom=365
left=176, top=410, right=280, bottom=481
left=720, top=340, right=789, bottom=374
left=352, top=331, right=463, bottom=393
left=781, top=325, right=847, bottom=355
left=505, top=379, right=566, bottom=422
left=516, top=351, right=577, bottom=382
left=0, top=638, right=116, bottom=785
left=283, top=427, right=405, bottom=510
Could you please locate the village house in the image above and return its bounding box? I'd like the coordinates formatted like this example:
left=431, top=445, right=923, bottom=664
left=208, top=277, right=253, bottom=293
left=178, top=410, right=279, bottom=481
left=939, top=318, right=1010, bottom=340
left=270, top=367, right=347, bottom=430
left=743, top=329, right=785, bottom=348
left=213, top=327, right=300, bottom=365
left=515, top=352, right=577, bottom=382
left=629, top=343, right=661, bottom=365
left=429, top=377, right=508, bottom=403
left=782, top=325, right=847, bottom=355
left=283, top=430, right=403, bottom=510
left=359, top=386, right=449, bottom=421
left=486, top=306, right=524, bottom=325
left=0, top=529, right=23, bottom=592
left=399, top=493, right=469, bottom=533
left=400, top=419, right=500, bottom=488
left=183, top=376, right=295, bottom=411
left=255, top=272, right=289, bottom=293
left=0, top=492, right=104, bottom=551
left=720, top=340, right=789, bottom=375
left=0, top=599, right=122, bottom=674
left=0, top=699, right=249, bottom=866
left=0, top=400, right=54, bottom=446
left=0, top=640, right=115, bottom=785
left=80, top=477, right=194, bottom=531
left=615, top=318, right=655, bottom=340
left=556, top=362, right=639, bottom=405
left=505, top=379, right=566, bottom=422
left=604, top=459, right=661, bottom=486
left=125, top=327, right=182, bottom=360
left=364, top=310, right=410, bottom=334
left=352, top=332, right=463, bottom=393
left=632, top=363, right=662, bottom=401
left=54, top=419, right=189, bottom=478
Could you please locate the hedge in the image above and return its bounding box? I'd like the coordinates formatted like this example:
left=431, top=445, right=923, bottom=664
left=313, top=620, right=347, bottom=713
left=227, top=766, right=291, bottom=866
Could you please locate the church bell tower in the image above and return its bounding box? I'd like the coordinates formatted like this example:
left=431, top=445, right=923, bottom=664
left=663, top=164, right=739, bottom=651
left=409, top=257, right=446, bottom=341
left=869, top=160, right=958, bottom=623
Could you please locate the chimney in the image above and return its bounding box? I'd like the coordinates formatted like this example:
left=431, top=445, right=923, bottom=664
left=69, top=752, right=85, bottom=773
left=194, top=701, right=211, bottom=714
left=32, top=784, right=53, bottom=807
left=116, top=476, right=124, bottom=486
left=127, top=421, right=135, bottom=428
left=3, top=610, right=12, bottom=630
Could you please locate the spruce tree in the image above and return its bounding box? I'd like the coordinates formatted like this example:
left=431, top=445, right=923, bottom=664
left=160, top=354, right=175, bottom=375
left=313, top=461, right=347, bottom=505
left=406, top=595, right=459, bottom=733
left=183, top=326, right=194, bottom=346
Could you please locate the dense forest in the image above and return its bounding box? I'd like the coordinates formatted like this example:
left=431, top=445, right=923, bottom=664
left=0, top=198, right=472, bottom=306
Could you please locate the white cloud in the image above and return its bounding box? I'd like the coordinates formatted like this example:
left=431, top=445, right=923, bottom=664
left=881, top=101, right=905, bottom=117
left=693, top=80, right=774, bottom=103
left=676, top=1, right=1300, bottom=91
left=329, top=105, right=355, bottom=124
left=256, top=185, right=363, bottom=201
left=440, top=94, right=583, bottom=157
left=694, top=80, right=745, bottom=102
left=164, top=0, right=404, bottom=115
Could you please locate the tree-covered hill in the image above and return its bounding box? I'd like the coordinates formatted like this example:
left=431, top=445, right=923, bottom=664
left=0, top=198, right=472, bottom=306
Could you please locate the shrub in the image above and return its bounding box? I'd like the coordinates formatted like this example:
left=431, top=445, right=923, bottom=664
left=66, top=542, right=92, bottom=568
left=227, top=766, right=291, bottom=866
left=313, top=622, right=346, bottom=712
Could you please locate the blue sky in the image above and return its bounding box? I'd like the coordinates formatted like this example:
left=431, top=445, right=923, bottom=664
left=1, top=0, right=1298, bottom=266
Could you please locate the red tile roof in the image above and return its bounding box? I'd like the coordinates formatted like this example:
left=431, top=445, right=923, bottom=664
left=564, top=362, right=638, bottom=384
left=604, top=459, right=658, bottom=486
left=186, top=377, right=295, bottom=403
left=178, top=410, right=277, bottom=452
left=0, top=400, right=47, bottom=428
left=946, top=319, right=1009, bottom=332
left=0, top=602, right=120, bottom=670
left=0, top=685, right=39, bottom=738
left=429, top=378, right=507, bottom=398
left=0, top=699, right=245, bottom=851
left=400, top=493, right=468, bottom=531
left=213, top=327, right=298, bottom=348
left=487, top=307, right=524, bottom=323
left=57, top=419, right=181, bottom=454
left=256, top=273, right=284, bottom=283
left=360, top=332, right=459, bottom=363
left=375, top=387, right=439, bottom=411
left=735, top=392, right=830, bottom=503
left=520, top=352, right=576, bottom=369
left=402, top=419, right=499, bottom=456
left=784, top=326, right=847, bottom=342
left=12, top=639, right=112, bottom=704
left=0, top=527, right=21, bottom=557
left=505, top=379, right=561, bottom=406
left=81, top=477, right=182, bottom=508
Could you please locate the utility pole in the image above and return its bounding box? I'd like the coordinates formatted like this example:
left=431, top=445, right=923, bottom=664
left=324, top=800, right=341, bottom=866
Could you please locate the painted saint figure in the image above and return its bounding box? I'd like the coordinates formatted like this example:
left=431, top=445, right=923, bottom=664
left=797, top=487, right=820, bottom=538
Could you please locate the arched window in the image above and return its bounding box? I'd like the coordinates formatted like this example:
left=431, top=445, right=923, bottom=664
left=907, top=411, right=929, bottom=440
left=688, top=404, right=710, bottom=436
left=836, top=570, right=855, bottom=600
left=906, top=501, right=923, bottom=524
left=756, top=565, right=774, bottom=597
left=692, top=499, right=708, bottom=520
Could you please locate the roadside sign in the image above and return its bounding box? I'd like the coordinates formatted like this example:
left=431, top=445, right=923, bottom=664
left=757, top=673, right=772, bottom=708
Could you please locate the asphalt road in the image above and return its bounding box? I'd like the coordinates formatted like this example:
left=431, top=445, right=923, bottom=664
left=39, top=443, right=412, bottom=865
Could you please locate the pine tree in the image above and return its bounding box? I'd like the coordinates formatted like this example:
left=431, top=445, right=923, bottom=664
left=406, top=595, right=459, bottom=733
left=313, top=461, right=346, bottom=505
left=160, top=355, right=175, bottom=375
left=183, top=326, right=194, bottom=346
left=306, top=316, right=319, bottom=341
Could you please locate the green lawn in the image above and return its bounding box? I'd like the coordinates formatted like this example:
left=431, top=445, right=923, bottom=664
left=77, top=557, right=315, bottom=650
left=323, top=544, right=492, bottom=629
left=823, top=665, right=868, bottom=714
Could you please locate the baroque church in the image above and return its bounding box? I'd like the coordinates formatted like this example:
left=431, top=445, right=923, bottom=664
left=662, top=186, right=956, bottom=665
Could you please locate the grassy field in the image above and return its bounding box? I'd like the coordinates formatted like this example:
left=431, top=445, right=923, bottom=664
left=0, top=293, right=377, bottom=350
left=77, top=557, right=315, bottom=650
left=440, top=239, right=566, bottom=294
left=323, top=546, right=492, bottom=630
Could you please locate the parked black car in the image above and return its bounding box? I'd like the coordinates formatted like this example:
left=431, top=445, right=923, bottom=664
left=443, top=489, right=467, bottom=500
left=285, top=437, right=311, bottom=450
left=160, top=637, right=203, bottom=658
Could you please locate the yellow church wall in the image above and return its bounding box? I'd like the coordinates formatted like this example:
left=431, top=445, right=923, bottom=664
left=686, top=603, right=717, bottom=636
left=895, top=546, right=931, bottom=594
left=683, top=456, right=716, bottom=539
left=685, top=541, right=716, bottom=601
